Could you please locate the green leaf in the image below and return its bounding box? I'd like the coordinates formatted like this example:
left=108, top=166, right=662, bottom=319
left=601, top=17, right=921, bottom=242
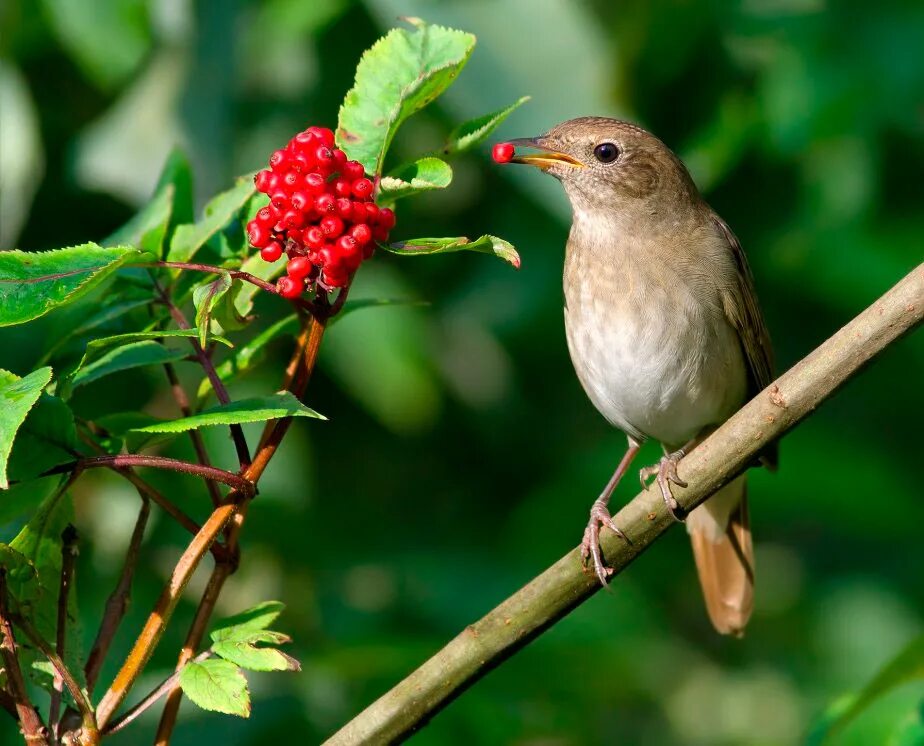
left=71, top=341, right=188, bottom=389
left=6, top=393, right=77, bottom=482
left=379, top=157, right=453, bottom=203
left=443, top=96, right=531, bottom=155
left=0, top=544, right=38, bottom=604
left=232, top=248, right=286, bottom=319
left=0, top=367, right=53, bottom=489
left=198, top=315, right=299, bottom=401
left=167, top=175, right=256, bottom=264
left=179, top=658, right=250, bottom=717
left=211, top=601, right=286, bottom=636
left=337, top=21, right=476, bottom=175
left=212, top=629, right=300, bottom=673
left=83, top=329, right=232, bottom=361
left=0, top=244, right=149, bottom=327
left=193, top=273, right=234, bottom=347
left=129, top=392, right=325, bottom=434
left=808, top=634, right=924, bottom=744
left=383, top=235, right=521, bottom=269
left=105, top=149, right=194, bottom=257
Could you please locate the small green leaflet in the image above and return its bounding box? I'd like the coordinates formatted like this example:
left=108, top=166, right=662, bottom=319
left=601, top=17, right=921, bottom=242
left=167, top=175, right=256, bottom=264
left=0, top=244, right=149, bottom=327
left=443, top=96, right=531, bottom=155
left=383, top=235, right=521, bottom=269
left=211, top=629, right=299, bottom=672
left=337, top=21, right=476, bottom=175
left=212, top=601, right=285, bottom=635
left=71, top=341, right=189, bottom=389
left=379, top=157, right=453, bottom=203
left=193, top=272, right=234, bottom=347
left=130, top=392, right=325, bottom=434
left=179, top=658, right=250, bottom=718
left=6, top=393, right=78, bottom=483
left=0, top=367, right=53, bottom=489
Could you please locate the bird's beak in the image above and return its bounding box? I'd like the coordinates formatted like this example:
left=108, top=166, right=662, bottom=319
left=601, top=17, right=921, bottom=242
left=506, top=137, right=584, bottom=170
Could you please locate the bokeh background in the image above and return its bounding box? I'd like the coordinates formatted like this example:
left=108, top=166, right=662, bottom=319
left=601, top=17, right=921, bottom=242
left=2, top=0, right=923, bottom=744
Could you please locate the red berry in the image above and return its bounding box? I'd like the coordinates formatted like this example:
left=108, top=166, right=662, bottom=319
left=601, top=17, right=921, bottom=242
left=247, top=220, right=270, bottom=248
left=377, top=207, right=396, bottom=230
left=343, top=161, right=365, bottom=181
left=332, top=177, right=352, bottom=198
left=308, top=126, right=334, bottom=146
left=362, top=242, right=376, bottom=260
left=334, top=197, right=353, bottom=219
left=287, top=255, right=311, bottom=279
left=332, top=148, right=347, bottom=168
left=255, top=205, right=275, bottom=225
left=372, top=225, right=389, bottom=242
left=290, top=191, right=310, bottom=211
left=350, top=223, right=372, bottom=244
left=270, top=191, right=289, bottom=209
left=320, top=215, right=344, bottom=237
left=293, top=130, right=316, bottom=149
left=304, top=172, right=326, bottom=194
left=277, top=275, right=304, bottom=299
left=352, top=177, right=374, bottom=199
left=254, top=169, right=273, bottom=193
left=324, top=267, right=349, bottom=288
left=363, top=203, right=380, bottom=222
left=492, top=142, right=515, bottom=163
left=269, top=149, right=289, bottom=169
left=261, top=241, right=283, bottom=262
left=283, top=170, right=299, bottom=189
left=282, top=209, right=305, bottom=229
left=315, top=146, right=334, bottom=166
left=304, top=226, right=324, bottom=248
left=315, top=193, right=335, bottom=213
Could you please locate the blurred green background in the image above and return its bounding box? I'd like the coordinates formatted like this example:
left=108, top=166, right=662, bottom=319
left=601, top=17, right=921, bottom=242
left=2, top=0, right=923, bottom=744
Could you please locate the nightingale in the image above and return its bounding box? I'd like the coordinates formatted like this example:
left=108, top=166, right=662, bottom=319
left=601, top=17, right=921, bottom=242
left=504, top=117, right=775, bottom=636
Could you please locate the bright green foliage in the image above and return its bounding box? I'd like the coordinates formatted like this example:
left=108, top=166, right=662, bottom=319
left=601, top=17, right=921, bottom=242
left=193, top=272, right=234, bottom=347
left=337, top=21, right=476, bottom=175
left=0, top=245, right=148, bottom=327
left=167, top=175, right=256, bottom=264
left=383, top=235, right=520, bottom=269
left=179, top=658, right=251, bottom=718
left=6, top=393, right=77, bottom=482
left=209, top=602, right=299, bottom=673
left=232, top=250, right=286, bottom=319
left=379, top=157, right=453, bottom=203
left=0, top=367, right=52, bottom=489
left=444, top=96, right=531, bottom=154
left=81, top=329, right=232, bottom=361
left=129, top=392, right=324, bottom=434
left=71, top=341, right=188, bottom=389
left=212, top=601, right=286, bottom=634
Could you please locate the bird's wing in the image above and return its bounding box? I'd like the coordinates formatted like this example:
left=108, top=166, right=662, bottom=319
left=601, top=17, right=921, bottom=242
left=712, top=214, right=777, bottom=467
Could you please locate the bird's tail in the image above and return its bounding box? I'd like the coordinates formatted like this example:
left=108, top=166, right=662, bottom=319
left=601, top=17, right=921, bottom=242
left=686, top=474, right=754, bottom=636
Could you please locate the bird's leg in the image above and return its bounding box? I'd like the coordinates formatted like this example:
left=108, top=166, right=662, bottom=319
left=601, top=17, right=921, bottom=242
left=639, top=441, right=696, bottom=521
left=581, top=440, right=641, bottom=585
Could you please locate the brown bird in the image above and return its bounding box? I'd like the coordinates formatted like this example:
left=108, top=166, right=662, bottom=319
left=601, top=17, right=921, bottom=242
left=505, top=117, right=775, bottom=635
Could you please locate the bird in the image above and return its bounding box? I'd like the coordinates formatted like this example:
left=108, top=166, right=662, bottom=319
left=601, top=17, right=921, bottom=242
left=503, top=117, right=775, bottom=636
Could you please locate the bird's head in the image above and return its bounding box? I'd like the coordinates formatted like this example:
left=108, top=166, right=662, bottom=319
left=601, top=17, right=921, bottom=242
left=505, top=117, right=699, bottom=214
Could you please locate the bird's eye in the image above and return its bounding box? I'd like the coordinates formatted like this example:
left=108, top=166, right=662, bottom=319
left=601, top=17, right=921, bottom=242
left=593, top=142, right=619, bottom=164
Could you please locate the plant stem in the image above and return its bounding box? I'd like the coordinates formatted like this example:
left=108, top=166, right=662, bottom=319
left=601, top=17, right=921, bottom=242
left=0, top=572, right=49, bottom=745
left=324, top=265, right=924, bottom=745
left=48, top=526, right=78, bottom=731
left=84, top=494, right=150, bottom=696
left=101, top=651, right=211, bottom=735
left=148, top=262, right=279, bottom=294
left=154, top=313, right=327, bottom=745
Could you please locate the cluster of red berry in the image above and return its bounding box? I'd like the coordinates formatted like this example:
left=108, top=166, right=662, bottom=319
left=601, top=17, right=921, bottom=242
left=246, top=126, right=395, bottom=298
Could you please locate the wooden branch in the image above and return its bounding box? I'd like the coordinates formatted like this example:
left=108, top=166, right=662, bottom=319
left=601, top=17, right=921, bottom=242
left=325, top=264, right=924, bottom=745
left=49, top=526, right=78, bottom=729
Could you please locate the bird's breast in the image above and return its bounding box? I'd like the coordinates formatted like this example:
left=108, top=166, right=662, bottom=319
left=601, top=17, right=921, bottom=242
left=563, top=241, right=746, bottom=447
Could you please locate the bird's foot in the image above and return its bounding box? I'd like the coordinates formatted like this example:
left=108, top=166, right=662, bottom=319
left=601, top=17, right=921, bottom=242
left=640, top=450, right=688, bottom=521
left=580, top=499, right=629, bottom=586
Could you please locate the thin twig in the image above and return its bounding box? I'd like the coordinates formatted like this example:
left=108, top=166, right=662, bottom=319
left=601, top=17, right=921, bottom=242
left=48, top=526, right=78, bottom=730
left=102, top=651, right=211, bottom=735
left=163, top=362, right=222, bottom=507
left=146, top=262, right=279, bottom=294
left=154, top=313, right=328, bottom=744
left=84, top=494, right=150, bottom=696
left=0, top=571, right=49, bottom=744
left=324, top=265, right=924, bottom=745
left=44, top=455, right=254, bottom=496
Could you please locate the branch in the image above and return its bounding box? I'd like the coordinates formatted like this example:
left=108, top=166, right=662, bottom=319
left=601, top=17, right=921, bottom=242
left=49, top=526, right=78, bottom=729
left=0, top=572, right=48, bottom=745
left=84, top=494, right=150, bottom=695
left=325, top=264, right=924, bottom=745
left=154, top=314, right=328, bottom=744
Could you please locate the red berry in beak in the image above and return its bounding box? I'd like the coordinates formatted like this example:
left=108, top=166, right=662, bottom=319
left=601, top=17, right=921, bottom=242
left=492, top=142, right=515, bottom=163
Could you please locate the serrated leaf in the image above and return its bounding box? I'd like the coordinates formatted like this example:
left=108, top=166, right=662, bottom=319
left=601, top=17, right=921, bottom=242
left=808, top=634, right=924, bottom=744
left=383, top=235, right=520, bottom=269
left=337, top=22, right=476, bottom=175
left=71, top=341, right=189, bottom=389
left=179, top=658, right=250, bottom=717
left=198, top=315, right=299, bottom=401
left=193, top=273, right=233, bottom=347
left=212, top=632, right=300, bottom=673
left=129, top=392, right=324, bottom=434
left=167, top=175, right=256, bottom=264
left=0, top=367, right=52, bottom=489
left=83, top=329, right=232, bottom=361
left=0, top=244, right=149, bottom=327
left=444, top=96, right=531, bottom=155
left=105, top=149, right=194, bottom=258
left=211, top=601, right=286, bottom=637
left=379, top=157, right=453, bottom=203
left=7, top=393, right=77, bottom=482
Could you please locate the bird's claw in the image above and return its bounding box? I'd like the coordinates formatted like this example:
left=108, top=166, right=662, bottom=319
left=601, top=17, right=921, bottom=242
left=580, top=500, right=629, bottom=586
left=640, top=451, right=688, bottom=521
